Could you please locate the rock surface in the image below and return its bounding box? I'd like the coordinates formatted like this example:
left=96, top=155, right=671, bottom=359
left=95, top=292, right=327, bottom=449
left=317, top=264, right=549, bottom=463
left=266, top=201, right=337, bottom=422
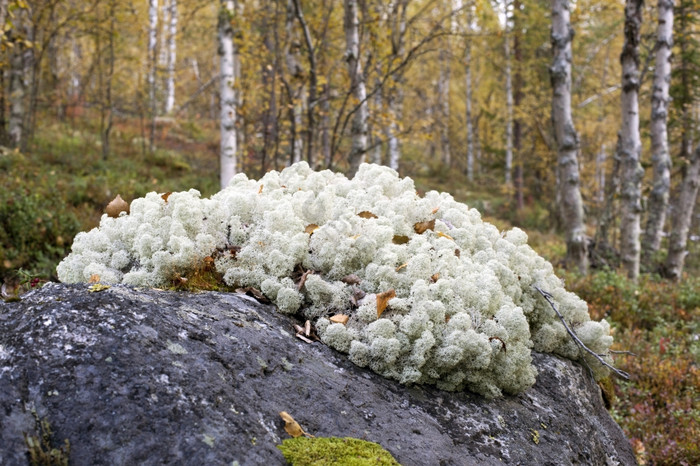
left=0, top=283, right=636, bottom=465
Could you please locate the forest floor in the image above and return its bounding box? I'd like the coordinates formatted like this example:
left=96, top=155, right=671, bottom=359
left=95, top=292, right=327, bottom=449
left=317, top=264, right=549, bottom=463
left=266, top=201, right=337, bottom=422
left=1, top=111, right=698, bottom=465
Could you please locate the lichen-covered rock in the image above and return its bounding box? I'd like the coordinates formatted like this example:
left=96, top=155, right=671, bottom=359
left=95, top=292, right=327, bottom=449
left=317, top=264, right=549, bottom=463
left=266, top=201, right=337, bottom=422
left=0, top=284, right=635, bottom=465
left=56, top=163, right=613, bottom=397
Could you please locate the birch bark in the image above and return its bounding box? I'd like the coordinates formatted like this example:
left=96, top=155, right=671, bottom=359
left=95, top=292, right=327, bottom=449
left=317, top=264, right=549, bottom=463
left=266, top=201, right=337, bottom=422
left=219, top=0, right=237, bottom=188
left=147, top=0, right=159, bottom=152
left=504, top=5, right=514, bottom=186
left=164, top=0, right=177, bottom=114
left=643, top=0, right=674, bottom=259
left=617, top=0, right=644, bottom=280
left=664, top=143, right=700, bottom=280
left=550, top=0, right=588, bottom=273
left=344, top=0, right=368, bottom=177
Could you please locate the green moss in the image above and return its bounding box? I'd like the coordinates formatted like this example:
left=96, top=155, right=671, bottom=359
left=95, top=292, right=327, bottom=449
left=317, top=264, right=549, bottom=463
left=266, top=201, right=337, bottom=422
left=277, top=437, right=400, bottom=466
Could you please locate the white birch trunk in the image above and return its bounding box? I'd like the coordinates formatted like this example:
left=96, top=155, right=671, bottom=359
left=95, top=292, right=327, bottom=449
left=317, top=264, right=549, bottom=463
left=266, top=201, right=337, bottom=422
left=219, top=0, right=237, bottom=188
left=618, top=0, right=644, bottom=280
left=550, top=0, right=588, bottom=273
left=438, top=47, right=451, bottom=167
left=147, top=0, right=159, bottom=152
left=164, top=0, right=177, bottom=114
left=285, top=0, right=303, bottom=165
left=8, top=7, right=30, bottom=148
left=664, top=143, right=700, bottom=280
left=643, top=0, right=674, bottom=258
left=344, top=0, right=368, bottom=177
left=504, top=19, right=514, bottom=185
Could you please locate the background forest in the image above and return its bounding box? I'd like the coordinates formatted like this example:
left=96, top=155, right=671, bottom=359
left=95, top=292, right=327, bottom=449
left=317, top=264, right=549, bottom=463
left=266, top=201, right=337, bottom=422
left=0, top=0, right=698, bottom=463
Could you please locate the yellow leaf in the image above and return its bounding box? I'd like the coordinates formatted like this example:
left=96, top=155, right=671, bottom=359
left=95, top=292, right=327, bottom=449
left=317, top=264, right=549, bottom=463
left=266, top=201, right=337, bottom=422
left=414, top=219, right=435, bottom=234
left=105, top=194, right=129, bottom=218
left=436, top=232, right=453, bottom=241
left=376, top=289, right=396, bottom=318
left=395, top=263, right=407, bottom=272
left=88, top=283, right=110, bottom=293
left=330, top=314, right=349, bottom=325
left=258, top=185, right=263, bottom=194
left=357, top=211, right=378, bottom=219
left=305, top=224, right=319, bottom=235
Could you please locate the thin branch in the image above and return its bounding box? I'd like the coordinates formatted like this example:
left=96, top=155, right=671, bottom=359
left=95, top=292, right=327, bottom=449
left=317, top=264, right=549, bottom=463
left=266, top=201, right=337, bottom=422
left=533, top=286, right=630, bottom=380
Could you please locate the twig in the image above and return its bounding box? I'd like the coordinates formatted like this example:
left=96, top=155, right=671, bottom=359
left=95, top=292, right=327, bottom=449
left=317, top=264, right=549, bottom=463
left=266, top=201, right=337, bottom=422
left=533, top=286, right=630, bottom=380
left=609, top=350, right=637, bottom=356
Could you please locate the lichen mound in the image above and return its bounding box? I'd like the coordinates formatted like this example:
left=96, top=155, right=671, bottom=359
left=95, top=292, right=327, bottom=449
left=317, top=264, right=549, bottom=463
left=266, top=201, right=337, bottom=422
left=57, top=162, right=613, bottom=398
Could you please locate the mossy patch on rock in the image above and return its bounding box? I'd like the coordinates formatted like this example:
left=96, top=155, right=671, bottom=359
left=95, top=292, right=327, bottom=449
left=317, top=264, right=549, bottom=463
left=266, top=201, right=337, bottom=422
left=277, top=436, right=399, bottom=465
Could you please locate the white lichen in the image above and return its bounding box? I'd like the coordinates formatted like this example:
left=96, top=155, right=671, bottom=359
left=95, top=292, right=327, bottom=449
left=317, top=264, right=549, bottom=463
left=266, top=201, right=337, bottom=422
left=57, top=162, right=614, bottom=397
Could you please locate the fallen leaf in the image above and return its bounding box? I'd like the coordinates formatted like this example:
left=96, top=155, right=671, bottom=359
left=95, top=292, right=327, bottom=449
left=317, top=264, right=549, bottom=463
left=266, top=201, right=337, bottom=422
left=235, top=287, right=270, bottom=303
left=161, top=192, right=172, bottom=202
left=357, top=211, right=378, bottom=219
left=350, top=234, right=361, bottom=240
left=431, top=207, right=440, bottom=214
left=436, top=231, right=454, bottom=240
left=395, top=263, right=408, bottom=272
left=414, top=219, right=435, bottom=234
left=106, top=194, right=129, bottom=218
left=305, top=224, right=319, bottom=235
left=431, top=273, right=440, bottom=282
left=392, top=235, right=410, bottom=245
left=376, top=289, right=396, bottom=318
left=88, top=283, right=110, bottom=292
left=258, top=185, right=263, bottom=194
left=304, top=320, right=311, bottom=337
left=279, top=411, right=314, bottom=438
left=330, top=314, right=349, bottom=325
left=455, top=249, right=461, bottom=258
left=341, top=274, right=361, bottom=285
left=89, top=274, right=101, bottom=284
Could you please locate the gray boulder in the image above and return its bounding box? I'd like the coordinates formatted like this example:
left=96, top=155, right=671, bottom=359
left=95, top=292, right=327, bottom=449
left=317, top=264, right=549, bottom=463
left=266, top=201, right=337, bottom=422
left=0, top=283, right=635, bottom=465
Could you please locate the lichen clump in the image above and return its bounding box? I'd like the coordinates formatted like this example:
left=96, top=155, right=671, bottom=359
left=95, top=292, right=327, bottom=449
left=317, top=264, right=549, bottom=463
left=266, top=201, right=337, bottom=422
left=57, top=162, right=613, bottom=398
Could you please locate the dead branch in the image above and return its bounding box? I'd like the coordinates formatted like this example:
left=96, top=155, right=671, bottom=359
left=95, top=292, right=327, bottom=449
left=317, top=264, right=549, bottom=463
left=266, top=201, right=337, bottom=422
left=533, top=286, right=630, bottom=380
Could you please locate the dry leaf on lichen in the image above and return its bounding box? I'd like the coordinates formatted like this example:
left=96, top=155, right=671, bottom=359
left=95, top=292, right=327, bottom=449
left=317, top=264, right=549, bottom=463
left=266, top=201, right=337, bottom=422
left=431, top=207, right=440, bottom=214
left=430, top=273, right=440, bottom=282
left=436, top=231, right=453, bottom=240
left=455, top=249, right=461, bottom=257
left=392, top=235, right=409, bottom=245
left=341, top=274, right=361, bottom=285
left=395, top=263, right=407, bottom=272
left=89, top=274, right=101, bottom=284
left=105, top=194, right=129, bottom=218
left=376, top=289, right=396, bottom=318
left=258, top=185, right=263, bottom=194
left=305, top=224, right=319, bottom=235
left=330, top=314, right=349, bottom=325
left=413, top=219, right=435, bottom=234
left=161, top=192, right=172, bottom=202
left=279, top=411, right=313, bottom=438
left=357, top=211, right=378, bottom=219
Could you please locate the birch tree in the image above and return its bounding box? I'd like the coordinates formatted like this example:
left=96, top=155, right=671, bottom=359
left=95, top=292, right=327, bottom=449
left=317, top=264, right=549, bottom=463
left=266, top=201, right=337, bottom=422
left=147, top=0, right=158, bottom=152
left=642, top=0, right=674, bottom=261
left=617, top=0, right=644, bottom=280
left=387, top=0, right=408, bottom=172
left=344, top=0, right=368, bottom=178
left=550, top=0, right=587, bottom=273
left=163, top=0, right=177, bottom=114
left=219, top=0, right=236, bottom=188
left=664, top=143, right=700, bottom=280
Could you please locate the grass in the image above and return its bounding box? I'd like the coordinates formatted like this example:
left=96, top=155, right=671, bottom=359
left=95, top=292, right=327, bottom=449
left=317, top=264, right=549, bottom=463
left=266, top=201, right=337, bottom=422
left=2, top=110, right=698, bottom=465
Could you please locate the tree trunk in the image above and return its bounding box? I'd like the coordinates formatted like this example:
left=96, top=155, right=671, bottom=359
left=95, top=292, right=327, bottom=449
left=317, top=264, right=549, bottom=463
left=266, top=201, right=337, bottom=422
left=664, top=143, right=700, bottom=280
left=164, top=0, right=177, bottom=114
left=465, top=43, right=474, bottom=182
left=321, top=81, right=331, bottom=168
left=285, top=0, right=303, bottom=165
left=100, top=1, right=116, bottom=161
left=386, top=0, right=408, bottom=173
left=617, top=0, right=644, bottom=280
left=344, top=0, right=368, bottom=178
left=438, top=47, right=451, bottom=167
left=550, top=0, right=588, bottom=274
left=8, top=10, right=29, bottom=149
left=643, top=0, right=674, bottom=262
left=147, top=0, right=159, bottom=152
left=219, top=0, right=237, bottom=188
left=504, top=6, right=514, bottom=186
left=292, top=0, right=318, bottom=167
